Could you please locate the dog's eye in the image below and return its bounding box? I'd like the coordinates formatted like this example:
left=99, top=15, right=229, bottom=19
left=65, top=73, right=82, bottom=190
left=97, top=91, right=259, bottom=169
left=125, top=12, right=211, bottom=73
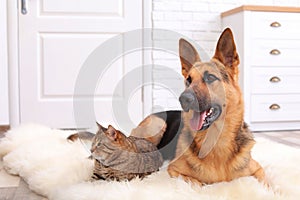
left=203, top=72, right=219, bottom=84
left=186, top=76, right=192, bottom=86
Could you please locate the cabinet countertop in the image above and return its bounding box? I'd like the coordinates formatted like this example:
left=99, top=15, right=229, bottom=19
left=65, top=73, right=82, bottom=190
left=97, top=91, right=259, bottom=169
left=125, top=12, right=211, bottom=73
left=221, top=5, right=300, bottom=18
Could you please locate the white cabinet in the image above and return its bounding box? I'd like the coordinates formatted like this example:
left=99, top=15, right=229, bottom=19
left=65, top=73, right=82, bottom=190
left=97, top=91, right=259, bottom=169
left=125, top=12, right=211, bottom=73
left=222, top=5, right=300, bottom=131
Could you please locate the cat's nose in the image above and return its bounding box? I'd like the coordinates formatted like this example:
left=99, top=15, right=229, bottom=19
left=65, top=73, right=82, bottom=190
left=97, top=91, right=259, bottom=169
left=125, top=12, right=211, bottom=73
left=90, top=147, right=95, bottom=153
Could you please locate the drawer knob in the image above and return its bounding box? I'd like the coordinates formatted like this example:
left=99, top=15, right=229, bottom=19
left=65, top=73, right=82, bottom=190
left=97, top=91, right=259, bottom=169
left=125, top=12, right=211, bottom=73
left=269, top=104, right=280, bottom=110
left=270, top=21, right=281, bottom=28
left=269, top=76, right=281, bottom=83
left=270, top=49, right=281, bottom=55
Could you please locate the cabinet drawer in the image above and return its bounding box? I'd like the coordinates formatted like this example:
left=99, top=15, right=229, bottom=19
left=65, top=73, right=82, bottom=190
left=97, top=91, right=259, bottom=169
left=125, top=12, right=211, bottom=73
left=251, top=67, right=300, bottom=94
left=251, top=95, right=300, bottom=122
left=250, top=39, right=300, bottom=66
left=251, top=12, right=300, bottom=39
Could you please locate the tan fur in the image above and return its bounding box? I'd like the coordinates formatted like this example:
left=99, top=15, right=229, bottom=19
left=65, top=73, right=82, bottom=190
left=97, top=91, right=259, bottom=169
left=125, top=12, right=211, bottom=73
left=167, top=28, right=268, bottom=186
left=131, top=115, right=167, bottom=146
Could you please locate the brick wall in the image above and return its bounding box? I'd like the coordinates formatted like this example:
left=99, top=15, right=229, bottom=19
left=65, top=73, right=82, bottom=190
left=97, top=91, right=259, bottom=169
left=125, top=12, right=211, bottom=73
left=151, top=0, right=300, bottom=113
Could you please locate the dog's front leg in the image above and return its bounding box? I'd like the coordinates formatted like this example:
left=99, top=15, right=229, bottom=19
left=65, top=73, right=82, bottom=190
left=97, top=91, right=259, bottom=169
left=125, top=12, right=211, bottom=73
left=168, top=164, right=203, bottom=186
left=249, top=159, right=269, bottom=187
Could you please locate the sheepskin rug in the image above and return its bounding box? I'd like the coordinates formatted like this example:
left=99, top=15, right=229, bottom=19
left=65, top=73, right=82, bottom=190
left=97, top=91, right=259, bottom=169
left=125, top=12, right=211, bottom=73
left=0, top=124, right=300, bottom=200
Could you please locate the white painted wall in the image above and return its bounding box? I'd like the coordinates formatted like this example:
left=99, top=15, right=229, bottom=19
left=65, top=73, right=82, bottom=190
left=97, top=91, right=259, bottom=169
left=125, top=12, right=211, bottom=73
left=0, top=0, right=9, bottom=125
left=151, top=0, right=300, bottom=112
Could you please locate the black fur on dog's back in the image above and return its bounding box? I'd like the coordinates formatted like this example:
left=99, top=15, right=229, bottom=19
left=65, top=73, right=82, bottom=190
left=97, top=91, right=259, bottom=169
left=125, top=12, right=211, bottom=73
left=151, top=111, right=183, bottom=160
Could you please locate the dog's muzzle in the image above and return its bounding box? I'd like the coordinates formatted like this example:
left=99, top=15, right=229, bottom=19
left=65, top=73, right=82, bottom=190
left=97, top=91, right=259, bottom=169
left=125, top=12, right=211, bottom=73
left=179, top=91, right=222, bottom=131
left=179, top=91, right=197, bottom=112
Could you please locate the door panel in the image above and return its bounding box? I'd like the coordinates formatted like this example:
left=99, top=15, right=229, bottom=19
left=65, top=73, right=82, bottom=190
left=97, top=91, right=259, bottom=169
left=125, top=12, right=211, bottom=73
left=41, top=0, right=123, bottom=16
left=41, top=33, right=122, bottom=96
left=19, top=0, right=143, bottom=130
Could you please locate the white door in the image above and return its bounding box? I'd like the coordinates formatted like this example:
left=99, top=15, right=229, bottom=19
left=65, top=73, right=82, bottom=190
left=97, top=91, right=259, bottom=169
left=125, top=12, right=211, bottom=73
left=18, top=0, right=144, bottom=131
left=0, top=0, right=9, bottom=125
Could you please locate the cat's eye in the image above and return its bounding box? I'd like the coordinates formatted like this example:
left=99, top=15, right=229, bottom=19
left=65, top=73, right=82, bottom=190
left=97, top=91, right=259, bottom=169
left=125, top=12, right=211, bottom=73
left=96, top=143, right=101, bottom=147
left=203, top=71, right=219, bottom=84
left=95, top=140, right=101, bottom=147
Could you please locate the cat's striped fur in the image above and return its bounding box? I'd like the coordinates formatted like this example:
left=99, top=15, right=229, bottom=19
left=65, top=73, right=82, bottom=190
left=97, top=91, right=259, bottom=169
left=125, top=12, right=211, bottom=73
left=68, top=123, right=163, bottom=181
left=91, top=124, right=163, bottom=181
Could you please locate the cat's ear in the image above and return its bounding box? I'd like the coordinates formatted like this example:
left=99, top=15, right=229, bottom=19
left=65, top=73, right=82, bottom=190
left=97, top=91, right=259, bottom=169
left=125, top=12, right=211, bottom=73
left=106, top=125, right=118, bottom=141
left=96, top=122, right=107, bottom=133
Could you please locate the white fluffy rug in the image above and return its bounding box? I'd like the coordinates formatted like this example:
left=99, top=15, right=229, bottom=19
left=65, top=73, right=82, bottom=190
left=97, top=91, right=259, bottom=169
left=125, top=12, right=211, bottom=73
left=1, top=124, right=300, bottom=200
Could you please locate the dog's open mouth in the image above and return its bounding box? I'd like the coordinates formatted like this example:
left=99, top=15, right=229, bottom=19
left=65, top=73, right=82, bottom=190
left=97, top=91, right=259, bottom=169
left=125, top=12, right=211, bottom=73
left=190, top=104, right=221, bottom=131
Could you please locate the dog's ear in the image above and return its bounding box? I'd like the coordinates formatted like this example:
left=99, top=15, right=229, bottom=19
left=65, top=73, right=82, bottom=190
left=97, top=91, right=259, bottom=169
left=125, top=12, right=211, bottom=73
left=213, top=28, right=239, bottom=80
left=179, top=38, right=201, bottom=78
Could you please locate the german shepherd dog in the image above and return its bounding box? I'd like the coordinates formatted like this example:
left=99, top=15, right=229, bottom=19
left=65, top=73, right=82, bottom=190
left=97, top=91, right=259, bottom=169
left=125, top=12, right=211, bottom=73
left=131, top=28, right=267, bottom=186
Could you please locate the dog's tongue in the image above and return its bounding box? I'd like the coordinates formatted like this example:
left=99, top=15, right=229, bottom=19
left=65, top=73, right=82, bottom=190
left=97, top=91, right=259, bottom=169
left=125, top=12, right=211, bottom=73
left=190, top=111, right=206, bottom=131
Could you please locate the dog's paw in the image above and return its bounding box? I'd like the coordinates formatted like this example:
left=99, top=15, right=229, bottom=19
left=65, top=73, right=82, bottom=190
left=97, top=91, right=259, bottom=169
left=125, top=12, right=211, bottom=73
left=168, top=165, right=203, bottom=187
left=181, top=175, right=203, bottom=187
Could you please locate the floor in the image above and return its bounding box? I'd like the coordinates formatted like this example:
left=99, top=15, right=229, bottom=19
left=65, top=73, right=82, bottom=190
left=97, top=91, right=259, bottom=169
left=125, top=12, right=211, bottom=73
left=0, top=129, right=299, bottom=200
left=254, top=130, right=300, bottom=148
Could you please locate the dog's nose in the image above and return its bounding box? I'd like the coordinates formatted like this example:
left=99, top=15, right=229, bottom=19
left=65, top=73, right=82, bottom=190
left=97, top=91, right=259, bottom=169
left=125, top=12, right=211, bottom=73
left=179, top=92, right=195, bottom=112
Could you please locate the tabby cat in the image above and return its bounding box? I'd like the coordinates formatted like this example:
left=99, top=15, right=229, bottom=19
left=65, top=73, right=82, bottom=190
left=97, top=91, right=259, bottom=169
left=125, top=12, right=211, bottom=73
left=68, top=123, right=163, bottom=181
